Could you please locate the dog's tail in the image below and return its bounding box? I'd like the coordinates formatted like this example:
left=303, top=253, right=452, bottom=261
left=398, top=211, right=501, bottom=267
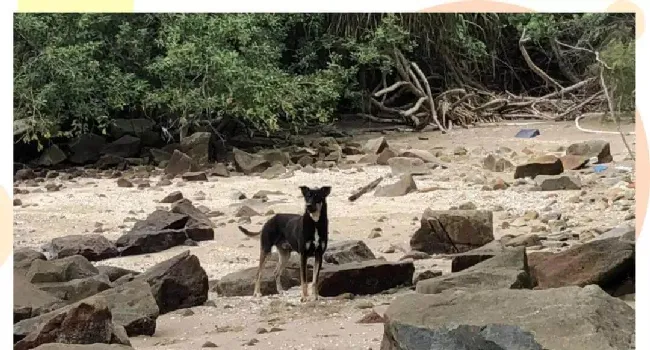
left=238, top=225, right=261, bottom=237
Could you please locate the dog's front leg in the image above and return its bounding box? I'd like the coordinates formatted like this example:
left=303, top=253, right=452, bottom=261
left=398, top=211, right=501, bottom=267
left=311, top=251, right=323, bottom=301
left=299, top=252, right=309, bottom=302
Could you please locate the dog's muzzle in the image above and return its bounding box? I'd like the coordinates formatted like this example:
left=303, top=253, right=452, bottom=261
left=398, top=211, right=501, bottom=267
left=307, top=204, right=318, bottom=213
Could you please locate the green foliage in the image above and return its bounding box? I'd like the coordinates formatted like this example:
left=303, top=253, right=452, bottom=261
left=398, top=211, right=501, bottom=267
left=13, top=13, right=636, bottom=148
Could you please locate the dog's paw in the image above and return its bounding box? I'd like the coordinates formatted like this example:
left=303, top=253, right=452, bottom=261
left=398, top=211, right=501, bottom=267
left=253, top=292, right=263, bottom=298
left=300, top=295, right=309, bottom=303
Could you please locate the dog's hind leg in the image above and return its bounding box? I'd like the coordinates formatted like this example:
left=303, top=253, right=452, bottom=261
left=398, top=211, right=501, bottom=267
left=253, top=249, right=270, bottom=298
left=273, top=249, right=291, bottom=295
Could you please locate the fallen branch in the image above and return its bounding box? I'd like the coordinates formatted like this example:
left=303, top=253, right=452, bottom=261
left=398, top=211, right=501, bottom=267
left=349, top=177, right=384, bottom=202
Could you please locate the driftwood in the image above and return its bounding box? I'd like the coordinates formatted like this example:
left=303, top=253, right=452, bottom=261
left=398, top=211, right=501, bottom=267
left=348, top=177, right=383, bottom=202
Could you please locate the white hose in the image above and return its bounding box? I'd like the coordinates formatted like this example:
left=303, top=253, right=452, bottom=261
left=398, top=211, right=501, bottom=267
left=575, top=114, right=636, bottom=136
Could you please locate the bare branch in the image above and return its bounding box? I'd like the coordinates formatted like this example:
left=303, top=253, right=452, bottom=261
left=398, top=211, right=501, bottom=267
left=519, top=28, right=564, bottom=90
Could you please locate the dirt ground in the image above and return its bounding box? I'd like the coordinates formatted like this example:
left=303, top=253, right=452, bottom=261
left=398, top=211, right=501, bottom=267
left=13, top=118, right=636, bottom=350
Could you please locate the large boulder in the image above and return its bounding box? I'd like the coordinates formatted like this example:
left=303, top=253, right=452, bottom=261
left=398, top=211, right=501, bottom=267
left=14, top=297, right=131, bottom=350
left=170, top=199, right=215, bottom=241
left=165, top=150, right=199, bottom=176
left=115, top=210, right=190, bottom=256
left=101, top=135, right=141, bottom=158
left=131, top=251, right=208, bottom=314
left=49, top=235, right=118, bottom=262
left=416, top=247, right=533, bottom=294
left=514, top=155, right=563, bottom=179
left=317, top=260, right=414, bottom=297
left=14, top=273, right=65, bottom=324
left=528, top=237, right=634, bottom=294
left=323, top=240, right=376, bottom=265
left=214, top=255, right=311, bottom=297
left=386, top=157, right=429, bottom=176
left=233, top=148, right=270, bottom=175
left=95, top=266, right=140, bottom=283
left=374, top=174, right=418, bottom=197
left=362, top=137, right=389, bottom=154
left=109, top=118, right=155, bottom=139
left=15, top=280, right=159, bottom=339
left=180, top=132, right=215, bottom=165
left=15, top=248, right=47, bottom=276
left=38, top=145, right=67, bottom=167
left=36, top=274, right=113, bottom=304
left=68, top=134, right=106, bottom=164
left=381, top=285, right=635, bottom=350
left=410, top=209, right=494, bottom=254
left=567, top=140, right=613, bottom=164
left=26, top=256, right=98, bottom=284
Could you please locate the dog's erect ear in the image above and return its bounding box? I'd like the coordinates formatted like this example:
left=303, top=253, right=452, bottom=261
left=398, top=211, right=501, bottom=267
left=320, top=186, right=331, bottom=197
left=299, top=186, right=310, bottom=197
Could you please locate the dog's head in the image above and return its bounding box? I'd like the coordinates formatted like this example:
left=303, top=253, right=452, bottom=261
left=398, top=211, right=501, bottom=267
left=299, top=186, right=331, bottom=222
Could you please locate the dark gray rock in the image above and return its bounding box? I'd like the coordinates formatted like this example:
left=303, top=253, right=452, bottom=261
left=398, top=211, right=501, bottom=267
left=317, top=260, right=414, bottom=297
left=323, top=240, right=376, bottom=265
left=50, top=235, right=118, bottom=261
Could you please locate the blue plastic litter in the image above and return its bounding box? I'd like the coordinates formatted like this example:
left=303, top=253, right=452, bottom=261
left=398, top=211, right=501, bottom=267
left=515, top=129, right=540, bottom=138
left=593, top=165, right=608, bottom=173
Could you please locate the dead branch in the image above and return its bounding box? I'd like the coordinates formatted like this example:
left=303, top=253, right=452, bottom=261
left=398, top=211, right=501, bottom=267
left=374, top=81, right=409, bottom=98
left=519, top=28, right=563, bottom=90
left=557, top=91, right=604, bottom=119
left=411, top=61, right=444, bottom=131
left=599, top=66, right=635, bottom=159
left=349, top=177, right=384, bottom=202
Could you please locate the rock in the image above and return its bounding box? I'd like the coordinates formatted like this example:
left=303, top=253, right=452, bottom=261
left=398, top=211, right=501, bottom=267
left=134, top=251, right=208, bottom=314
left=560, top=155, right=590, bottom=170
left=375, top=147, right=396, bottom=166
left=165, top=150, right=198, bottom=177
left=482, top=154, right=514, bottom=172
left=210, top=163, right=230, bottom=177
left=38, top=145, right=67, bottom=166
left=342, top=145, right=363, bottom=155
left=14, top=297, right=131, bottom=350
left=590, top=223, right=635, bottom=244
left=50, top=235, right=118, bottom=261
left=161, top=191, right=184, bottom=203
left=36, top=274, right=112, bottom=303
left=68, top=134, right=106, bottom=164
left=14, top=273, right=64, bottom=323
left=357, top=310, right=385, bottom=324
left=14, top=248, right=47, bottom=276
left=453, top=146, right=468, bottom=156
left=14, top=198, right=23, bottom=206
left=398, top=149, right=439, bottom=164
left=362, top=137, right=389, bottom=154
left=505, top=234, right=542, bottom=248
left=323, top=240, right=376, bottom=265
left=297, top=155, right=314, bottom=167
left=528, top=237, right=634, bottom=293
left=202, top=341, right=218, bottom=348
left=358, top=154, right=378, bottom=164
left=399, top=251, right=431, bottom=261
left=317, top=260, right=414, bottom=297
left=567, top=140, right=613, bottom=163
left=386, top=157, right=428, bottom=176
left=32, top=344, right=134, bottom=349
left=368, top=228, right=382, bottom=239
left=27, top=256, right=99, bottom=284
left=180, top=132, right=215, bottom=165
left=116, top=229, right=187, bottom=256
left=45, top=183, right=62, bottom=192
left=514, top=155, right=564, bottom=179
left=101, top=135, right=141, bottom=158
left=410, top=209, right=494, bottom=254
left=110, top=118, right=155, bottom=139
left=374, top=174, right=417, bottom=197
left=235, top=205, right=261, bottom=217
left=181, top=171, right=208, bottom=182
left=458, top=201, right=477, bottom=210
left=95, top=266, right=139, bottom=283
left=260, top=163, right=287, bottom=179
left=149, top=148, right=172, bottom=164
left=95, top=155, right=126, bottom=170
left=381, top=285, right=634, bottom=350
left=413, top=270, right=442, bottom=284
left=171, top=198, right=215, bottom=241
left=534, top=174, right=581, bottom=190
left=233, top=148, right=270, bottom=175
left=15, top=280, right=159, bottom=340
left=215, top=255, right=311, bottom=297
left=262, top=149, right=291, bottom=166
left=416, top=247, right=532, bottom=294
left=116, top=210, right=190, bottom=255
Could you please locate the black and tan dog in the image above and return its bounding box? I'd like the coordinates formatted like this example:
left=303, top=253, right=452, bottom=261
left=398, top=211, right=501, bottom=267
left=238, top=186, right=331, bottom=302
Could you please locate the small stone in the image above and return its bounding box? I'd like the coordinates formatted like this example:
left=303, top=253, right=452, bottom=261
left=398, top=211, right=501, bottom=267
left=14, top=198, right=22, bottom=206
left=117, top=178, right=133, bottom=188
left=182, top=171, right=208, bottom=182
left=369, top=228, right=382, bottom=239
left=453, top=147, right=468, bottom=156
left=180, top=309, right=195, bottom=317
left=458, top=201, right=477, bottom=210
left=269, top=327, right=284, bottom=333
left=501, top=221, right=510, bottom=229
left=202, top=341, right=219, bottom=348
left=357, top=310, right=385, bottom=324
left=45, top=183, right=61, bottom=192
left=158, top=179, right=173, bottom=186
left=523, top=210, right=539, bottom=221
left=244, top=338, right=259, bottom=346
left=355, top=301, right=374, bottom=309
left=161, top=191, right=184, bottom=203
left=255, top=327, right=268, bottom=334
